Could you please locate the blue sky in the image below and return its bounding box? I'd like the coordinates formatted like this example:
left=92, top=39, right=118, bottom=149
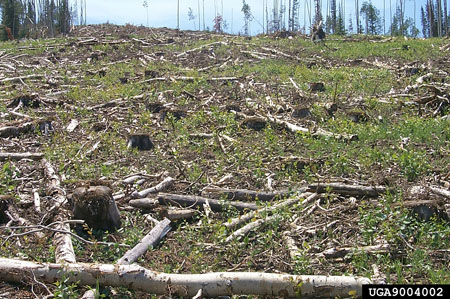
left=79, top=0, right=431, bottom=35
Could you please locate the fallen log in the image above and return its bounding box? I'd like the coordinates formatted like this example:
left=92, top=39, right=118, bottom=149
left=0, top=74, right=44, bottom=84
left=157, top=193, right=257, bottom=212
left=321, top=243, right=391, bottom=259
left=289, top=77, right=305, bottom=96
left=224, top=192, right=317, bottom=230
left=117, top=218, right=171, bottom=265
left=203, top=186, right=289, bottom=201
left=176, top=41, right=228, bottom=57
left=429, top=186, right=450, bottom=199
left=131, top=177, right=174, bottom=198
left=307, top=183, right=387, bottom=197
left=81, top=218, right=170, bottom=298
left=0, top=258, right=371, bottom=298
left=0, top=122, right=34, bottom=138
left=41, top=159, right=75, bottom=263
left=0, top=152, right=44, bottom=161
left=283, top=233, right=301, bottom=260
left=225, top=215, right=280, bottom=242
left=128, top=198, right=159, bottom=210
left=159, top=208, right=198, bottom=221
left=265, top=115, right=357, bottom=141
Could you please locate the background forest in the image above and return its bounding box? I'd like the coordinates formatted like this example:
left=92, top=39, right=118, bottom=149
left=0, top=0, right=449, bottom=40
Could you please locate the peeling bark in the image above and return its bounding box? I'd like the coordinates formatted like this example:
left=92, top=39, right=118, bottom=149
left=203, top=186, right=289, bottom=201
left=157, top=193, right=257, bottom=212
left=131, top=177, right=175, bottom=198
left=41, top=159, right=75, bottom=264
left=224, top=192, right=317, bottom=230
left=0, top=258, right=371, bottom=298
left=117, top=218, right=171, bottom=265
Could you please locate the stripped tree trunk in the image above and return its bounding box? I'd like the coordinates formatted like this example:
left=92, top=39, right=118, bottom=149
left=41, top=159, right=76, bottom=263
left=117, top=218, right=171, bottom=265
left=0, top=258, right=371, bottom=298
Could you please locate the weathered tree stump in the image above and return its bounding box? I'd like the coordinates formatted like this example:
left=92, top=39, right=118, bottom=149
left=404, top=186, right=450, bottom=222
left=347, top=111, right=368, bottom=123
left=145, top=70, right=160, bottom=78
left=159, top=108, right=186, bottom=121
left=404, top=200, right=449, bottom=222
left=38, top=120, right=54, bottom=135
left=7, top=94, right=41, bottom=109
left=146, top=102, right=164, bottom=113
left=72, top=186, right=121, bottom=231
left=242, top=117, right=267, bottom=131
left=292, top=107, right=311, bottom=119
left=282, top=156, right=322, bottom=172
left=127, top=134, right=154, bottom=151
left=225, top=104, right=241, bottom=113
left=310, top=82, right=325, bottom=92
left=0, top=195, right=13, bottom=224
left=92, top=122, right=107, bottom=132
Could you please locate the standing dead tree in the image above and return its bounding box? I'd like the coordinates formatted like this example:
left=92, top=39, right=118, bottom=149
left=311, top=20, right=326, bottom=41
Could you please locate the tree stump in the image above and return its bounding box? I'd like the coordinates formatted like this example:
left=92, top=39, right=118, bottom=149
left=404, top=200, right=449, bottom=223
left=7, top=94, right=40, bottom=109
left=310, top=82, right=325, bottom=92
left=127, top=134, right=154, bottom=151
left=0, top=196, right=12, bottom=224
left=72, top=186, right=121, bottom=231
left=292, top=107, right=311, bottom=119
left=242, top=117, right=266, bottom=131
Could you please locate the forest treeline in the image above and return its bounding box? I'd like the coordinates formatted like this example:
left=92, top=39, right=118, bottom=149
left=0, top=0, right=449, bottom=41
left=249, top=0, right=448, bottom=38
left=0, top=0, right=85, bottom=40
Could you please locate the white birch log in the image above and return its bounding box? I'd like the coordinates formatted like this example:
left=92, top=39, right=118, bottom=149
left=0, top=258, right=371, bottom=298
left=131, top=177, right=174, bottom=198
left=117, top=218, right=171, bottom=265
left=0, top=152, right=44, bottom=161
left=41, top=159, right=76, bottom=264
left=33, top=188, right=41, bottom=213
left=123, top=175, right=145, bottom=184
left=225, top=215, right=280, bottom=242
left=157, top=193, right=258, bottom=212
left=265, top=115, right=357, bottom=141
left=429, top=186, right=450, bottom=199
left=321, top=243, right=391, bottom=259
left=128, top=198, right=159, bottom=209
left=159, top=208, right=198, bottom=221
left=82, top=217, right=171, bottom=298
left=283, top=233, right=301, bottom=260
left=202, top=186, right=290, bottom=201
left=224, top=192, right=318, bottom=229
left=66, top=119, right=79, bottom=132
left=0, top=74, right=44, bottom=83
